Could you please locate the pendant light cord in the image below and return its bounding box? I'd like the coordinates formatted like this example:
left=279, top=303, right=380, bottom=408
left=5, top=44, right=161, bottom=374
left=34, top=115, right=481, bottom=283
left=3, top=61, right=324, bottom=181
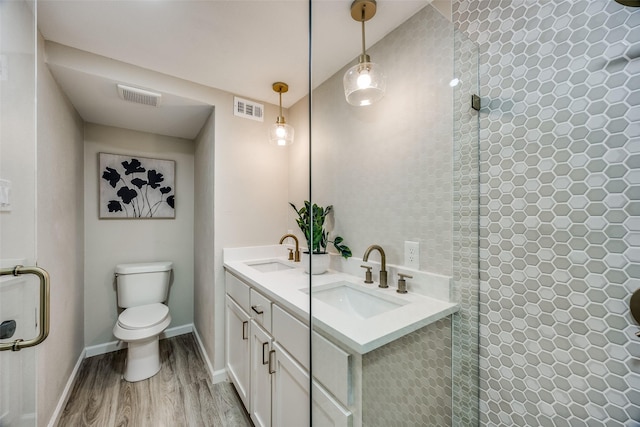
left=361, top=10, right=366, bottom=58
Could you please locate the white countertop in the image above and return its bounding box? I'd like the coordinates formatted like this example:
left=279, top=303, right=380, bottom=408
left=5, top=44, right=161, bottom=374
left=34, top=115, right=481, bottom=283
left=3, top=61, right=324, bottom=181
left=223, top=245, right=459, bottom=354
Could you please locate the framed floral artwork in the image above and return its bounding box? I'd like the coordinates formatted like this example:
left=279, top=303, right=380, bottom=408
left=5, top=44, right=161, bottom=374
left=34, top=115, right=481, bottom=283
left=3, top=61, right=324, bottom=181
left=99, top=152, right=176, bottom=219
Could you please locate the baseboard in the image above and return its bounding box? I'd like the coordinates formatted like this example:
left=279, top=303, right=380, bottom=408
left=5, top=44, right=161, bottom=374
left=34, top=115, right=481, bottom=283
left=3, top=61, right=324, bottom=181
left=0, top=411, right=36, bottom=426
left=212, top=368, right=228, bottom=384
left=161, top=323, right=194, bottom=340
left=84, top=324, right=194, bottom=358
left=47, top=348, right=86, bottom=427
left=192, top=325, right=228, bottom=384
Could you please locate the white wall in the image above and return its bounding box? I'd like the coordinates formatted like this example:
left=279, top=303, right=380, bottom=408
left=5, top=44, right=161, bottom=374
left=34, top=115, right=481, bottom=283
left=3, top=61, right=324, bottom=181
left=83, top=123, right=194, bottom=347
left=36, top=30, right=85, bottom=427
left=212, top=99, right=290, bottom=370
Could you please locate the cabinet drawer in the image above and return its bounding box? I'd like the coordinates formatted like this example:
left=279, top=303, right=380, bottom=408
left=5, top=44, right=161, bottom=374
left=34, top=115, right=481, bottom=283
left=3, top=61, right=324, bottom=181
left=226, top=272, right=250, bottom=313
left=272, top=304, right=310, bottom=370
left=250, top=289, right=272, bottom=332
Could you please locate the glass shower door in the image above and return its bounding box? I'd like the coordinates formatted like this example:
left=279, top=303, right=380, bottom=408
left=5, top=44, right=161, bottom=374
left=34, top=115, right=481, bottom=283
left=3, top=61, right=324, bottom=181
left=308, top=2, right=480, bottom=425
left=0, top=0, right=38, bottom=425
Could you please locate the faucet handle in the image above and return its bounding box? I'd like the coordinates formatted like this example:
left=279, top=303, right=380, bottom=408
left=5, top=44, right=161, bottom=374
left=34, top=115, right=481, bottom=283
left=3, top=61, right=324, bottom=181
left=287, top=248, right=294, bottom=261
left=397, top=273, right=413, bottom=294
left=360, top=265, right=373, bottom=284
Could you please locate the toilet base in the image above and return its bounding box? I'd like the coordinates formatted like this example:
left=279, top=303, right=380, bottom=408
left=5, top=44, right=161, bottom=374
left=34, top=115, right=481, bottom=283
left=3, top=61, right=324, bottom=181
left=124, top=335, right=161, bottom=382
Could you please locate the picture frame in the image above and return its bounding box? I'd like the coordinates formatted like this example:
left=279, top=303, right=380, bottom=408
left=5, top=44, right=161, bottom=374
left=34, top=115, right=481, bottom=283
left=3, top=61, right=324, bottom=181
left=99, top=152, right=176, bottom=219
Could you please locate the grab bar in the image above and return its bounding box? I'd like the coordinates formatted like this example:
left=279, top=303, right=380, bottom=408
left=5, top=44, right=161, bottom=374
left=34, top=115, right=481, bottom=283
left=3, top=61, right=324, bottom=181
left=0, top=265, right=50, bottom=351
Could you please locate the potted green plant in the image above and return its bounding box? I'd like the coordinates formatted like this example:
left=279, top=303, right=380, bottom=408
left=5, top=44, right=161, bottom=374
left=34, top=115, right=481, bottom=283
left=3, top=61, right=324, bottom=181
left=289, top=201, right=352, bottom=274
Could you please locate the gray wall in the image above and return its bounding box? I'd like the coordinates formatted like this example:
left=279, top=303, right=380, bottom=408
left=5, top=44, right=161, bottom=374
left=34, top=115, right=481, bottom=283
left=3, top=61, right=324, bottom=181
left=36, top=30, right=85, bottom=427
left=454, top=0, right=640, bottom=425
left=290, top=5, right=454, bottom=275
left=83, top=124, right=195, bottom=347
left=363, top=318, right=453, bottom=426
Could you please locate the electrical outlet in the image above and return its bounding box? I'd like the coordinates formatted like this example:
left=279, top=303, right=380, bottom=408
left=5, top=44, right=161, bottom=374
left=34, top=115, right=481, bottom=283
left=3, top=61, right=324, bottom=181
left=404, top=241, right=419, bottom=270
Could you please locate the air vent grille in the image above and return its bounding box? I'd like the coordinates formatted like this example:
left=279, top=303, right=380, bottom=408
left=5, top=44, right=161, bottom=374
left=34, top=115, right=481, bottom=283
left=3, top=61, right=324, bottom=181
left=234, top=96, right=264, bottom=121
left=117, top=84, right=162, bottom=107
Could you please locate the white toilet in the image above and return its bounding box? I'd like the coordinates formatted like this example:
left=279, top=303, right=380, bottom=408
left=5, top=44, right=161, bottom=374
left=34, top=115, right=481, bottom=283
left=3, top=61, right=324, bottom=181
left=112, top=261, right=172, bottom=382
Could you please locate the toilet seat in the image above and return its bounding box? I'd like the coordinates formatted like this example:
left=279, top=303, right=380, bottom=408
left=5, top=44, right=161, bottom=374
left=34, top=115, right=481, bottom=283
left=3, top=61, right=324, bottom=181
left=113, top=304, right=171, bottom=344
left=118, top=303, right=169, bottom=330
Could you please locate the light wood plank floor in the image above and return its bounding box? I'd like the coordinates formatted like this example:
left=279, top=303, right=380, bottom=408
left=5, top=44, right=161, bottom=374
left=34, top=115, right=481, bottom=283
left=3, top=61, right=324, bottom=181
left=58, top=333, right=253, bottom=427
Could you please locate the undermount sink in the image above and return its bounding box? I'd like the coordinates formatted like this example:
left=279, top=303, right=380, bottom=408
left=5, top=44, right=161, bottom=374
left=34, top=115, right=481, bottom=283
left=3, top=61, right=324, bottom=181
left=302, top=281, right=407, bottom=319
left=246, top=260, right=294, bottom=273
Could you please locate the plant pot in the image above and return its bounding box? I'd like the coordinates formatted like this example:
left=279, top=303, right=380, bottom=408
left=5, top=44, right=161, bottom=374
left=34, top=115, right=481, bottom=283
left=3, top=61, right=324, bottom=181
left=301, top=252, right=330, bottom=275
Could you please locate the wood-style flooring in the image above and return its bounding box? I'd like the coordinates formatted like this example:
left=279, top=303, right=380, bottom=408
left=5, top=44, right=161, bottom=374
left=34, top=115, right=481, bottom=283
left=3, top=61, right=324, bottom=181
left=58, top=333, right=253, bottom=427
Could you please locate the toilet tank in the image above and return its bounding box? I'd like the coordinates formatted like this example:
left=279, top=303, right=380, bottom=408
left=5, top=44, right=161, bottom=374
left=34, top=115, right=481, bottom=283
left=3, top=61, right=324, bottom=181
left=115, top=261, right=173, bottom=308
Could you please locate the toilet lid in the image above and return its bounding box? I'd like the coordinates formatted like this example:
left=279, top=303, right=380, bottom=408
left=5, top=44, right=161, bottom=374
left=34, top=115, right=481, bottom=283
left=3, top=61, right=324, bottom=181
left=118, top=303, right=169, bottom=329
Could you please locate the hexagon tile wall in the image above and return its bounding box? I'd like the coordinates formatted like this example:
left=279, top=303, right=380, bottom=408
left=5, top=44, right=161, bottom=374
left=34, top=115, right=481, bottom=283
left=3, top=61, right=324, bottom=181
left=453, top=1, right=639, bottom=426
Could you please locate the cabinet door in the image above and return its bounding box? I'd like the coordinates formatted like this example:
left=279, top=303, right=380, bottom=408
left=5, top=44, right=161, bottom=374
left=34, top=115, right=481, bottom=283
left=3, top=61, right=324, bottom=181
left=272, top=342, right=310, bottom=427
left=311, top=381, right=353, bottom=427
left=250, top=320, right=273, bottom=427
left=226, top=295, right=251, bottom=411
left=271, top=343, right=353, bottom=427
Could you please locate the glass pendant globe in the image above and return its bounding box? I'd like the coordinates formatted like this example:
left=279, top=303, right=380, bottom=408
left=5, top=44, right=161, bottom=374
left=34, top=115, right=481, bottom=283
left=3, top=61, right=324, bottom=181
left=343, top=61, right=386, bottom=106
left=269, top=122, right=294, bottom=146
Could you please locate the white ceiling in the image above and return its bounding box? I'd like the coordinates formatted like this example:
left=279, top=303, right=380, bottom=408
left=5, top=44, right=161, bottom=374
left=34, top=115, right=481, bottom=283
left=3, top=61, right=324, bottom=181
left=37, top=0, right=435, bottom=139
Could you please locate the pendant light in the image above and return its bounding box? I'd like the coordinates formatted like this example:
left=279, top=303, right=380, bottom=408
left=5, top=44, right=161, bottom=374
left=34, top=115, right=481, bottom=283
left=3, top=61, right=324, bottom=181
left=343, top=0, right=386, bottom=107
left=269, top=82, right=294, bottom=146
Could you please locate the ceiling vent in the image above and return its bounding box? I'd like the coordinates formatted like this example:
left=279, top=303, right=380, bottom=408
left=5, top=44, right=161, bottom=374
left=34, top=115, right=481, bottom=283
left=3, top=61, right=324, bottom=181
left=117, top=84, right=162, bottom=107
left=234, top=96, right=264, bottom=122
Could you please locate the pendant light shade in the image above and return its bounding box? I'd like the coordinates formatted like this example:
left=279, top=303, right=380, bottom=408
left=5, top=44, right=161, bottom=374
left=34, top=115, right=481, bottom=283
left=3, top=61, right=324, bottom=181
left=269, top=82, right=294, bottom=146
left=343, top=0, right=386, bottom=106
left=343, top=60, right=386, bottom=106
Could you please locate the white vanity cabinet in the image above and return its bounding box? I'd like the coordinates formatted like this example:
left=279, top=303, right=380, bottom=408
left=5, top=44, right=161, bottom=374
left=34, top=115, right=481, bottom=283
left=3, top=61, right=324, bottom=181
left=225, top=271, right=353, bottom=427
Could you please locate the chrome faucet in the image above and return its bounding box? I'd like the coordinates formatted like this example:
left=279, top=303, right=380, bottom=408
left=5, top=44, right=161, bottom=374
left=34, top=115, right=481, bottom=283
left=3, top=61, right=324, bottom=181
left=363, top=244, right=388, bottom=288
left=279, top=234, right=300, bottom=262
